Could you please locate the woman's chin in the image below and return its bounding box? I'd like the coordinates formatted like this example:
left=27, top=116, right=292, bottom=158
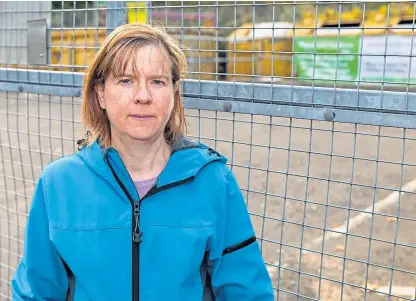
left=127, top=131, right=161, bottom=143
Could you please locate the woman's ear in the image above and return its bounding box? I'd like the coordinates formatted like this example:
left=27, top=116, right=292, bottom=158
left=173, top=80, right=180, bottom=92
left=95, top=84, right=106, bottom=110
left=174, top=88, right=180, bottom=105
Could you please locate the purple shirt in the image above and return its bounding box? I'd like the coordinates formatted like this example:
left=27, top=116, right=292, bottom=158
left=134, top=177, right=157, bottom=198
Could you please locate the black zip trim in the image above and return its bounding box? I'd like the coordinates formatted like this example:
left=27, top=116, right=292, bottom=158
left=107, top=161, right=136, bottom=204
left=107, top=161, right=140, bottom=301
left=222, top=235, right=257, bottom=256
left=107, top=158, right=195, bottom=301
left=139, top=176, right=194, bottom=205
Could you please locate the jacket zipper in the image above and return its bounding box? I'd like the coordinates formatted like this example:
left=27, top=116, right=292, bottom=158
left=106, top=158, right=194, bottom=301
left=106, top=161, right=141, bottom=301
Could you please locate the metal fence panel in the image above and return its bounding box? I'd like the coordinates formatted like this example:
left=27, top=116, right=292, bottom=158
left=0, top=1, right=52, bottom=65
left=1, top=1, right=416, bottom=301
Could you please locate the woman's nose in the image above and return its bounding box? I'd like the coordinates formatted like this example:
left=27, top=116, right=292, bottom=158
left=133, top=84, right=151, bottom=104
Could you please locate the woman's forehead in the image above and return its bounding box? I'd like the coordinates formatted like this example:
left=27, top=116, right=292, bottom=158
left=113, top=44, right=171, bottom=77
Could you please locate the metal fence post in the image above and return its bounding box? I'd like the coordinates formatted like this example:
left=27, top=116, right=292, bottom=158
left=106, top=1, right=127, bottom=36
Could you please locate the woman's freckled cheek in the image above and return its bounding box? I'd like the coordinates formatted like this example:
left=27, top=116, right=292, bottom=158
left=110, top=89, right=127, bottom=115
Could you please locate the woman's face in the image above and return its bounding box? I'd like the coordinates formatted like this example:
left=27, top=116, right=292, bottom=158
left=97, top=44, right=176, bottom=144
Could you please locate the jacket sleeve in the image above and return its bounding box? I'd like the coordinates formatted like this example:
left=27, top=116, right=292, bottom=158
left=11, top=176, right=69, bottom=300
left=208, top=170, right=274, bottom=301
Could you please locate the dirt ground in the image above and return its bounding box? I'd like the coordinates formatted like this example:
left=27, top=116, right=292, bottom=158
left=1, top=91, right=416, bottom=301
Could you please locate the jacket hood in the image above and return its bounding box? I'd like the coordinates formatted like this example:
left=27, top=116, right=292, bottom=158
left=76, top=136, right=227, bottom=191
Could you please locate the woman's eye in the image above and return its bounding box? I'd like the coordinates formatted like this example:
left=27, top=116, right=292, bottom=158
left=152, top=80, right=164, bottom=85
left=120, top=79, right=132, bottom=84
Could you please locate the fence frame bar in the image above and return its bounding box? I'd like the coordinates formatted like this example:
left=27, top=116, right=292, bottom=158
left=1, top=68, right=416, bottom=129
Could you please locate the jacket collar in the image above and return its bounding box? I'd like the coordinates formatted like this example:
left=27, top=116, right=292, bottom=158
left=76, top=137, right=227, bottom=200
left=157, top=138, right=226, bottom=187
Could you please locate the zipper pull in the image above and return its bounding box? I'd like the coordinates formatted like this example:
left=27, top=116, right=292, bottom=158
left=133, top=203, right=142, bottom=244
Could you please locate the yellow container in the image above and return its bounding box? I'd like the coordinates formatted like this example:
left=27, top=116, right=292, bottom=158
left=388, top=4, right=416, bottom=36
left=315, top=7, right=387, bottom=36
left=50, top=29, right=106, bottom=72
left=50, top=27, right=217, bottom=80
left=73, top=29, right=106, bottom=71
left=167, top=28, right=218, bottom=81
left=226, top=22, right=302, bottom=82
left=50, top=30, right=72, bottom=71
left=224, top=7, right=403, bottom=83
left=366, top=3, right=411, bottom=25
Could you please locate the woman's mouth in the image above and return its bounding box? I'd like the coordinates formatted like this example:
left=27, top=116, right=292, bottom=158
left=130, top=114, right=154, bottom=120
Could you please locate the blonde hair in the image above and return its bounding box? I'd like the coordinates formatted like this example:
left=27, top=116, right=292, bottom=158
left=80, top=23, right=188, bottom=148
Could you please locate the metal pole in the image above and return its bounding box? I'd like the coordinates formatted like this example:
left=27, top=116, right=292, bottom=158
left=106, top=1, right=127, bottom=36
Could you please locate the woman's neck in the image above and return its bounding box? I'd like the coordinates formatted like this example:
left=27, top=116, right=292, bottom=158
left=111, top=134, right=171, bottom=181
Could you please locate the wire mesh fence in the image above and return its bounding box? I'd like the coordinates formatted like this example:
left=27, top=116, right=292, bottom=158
left=1, top=1, right=416, bottom=301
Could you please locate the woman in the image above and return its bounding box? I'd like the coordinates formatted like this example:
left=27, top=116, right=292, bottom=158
left=11, top=23, right=274, bottom=301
